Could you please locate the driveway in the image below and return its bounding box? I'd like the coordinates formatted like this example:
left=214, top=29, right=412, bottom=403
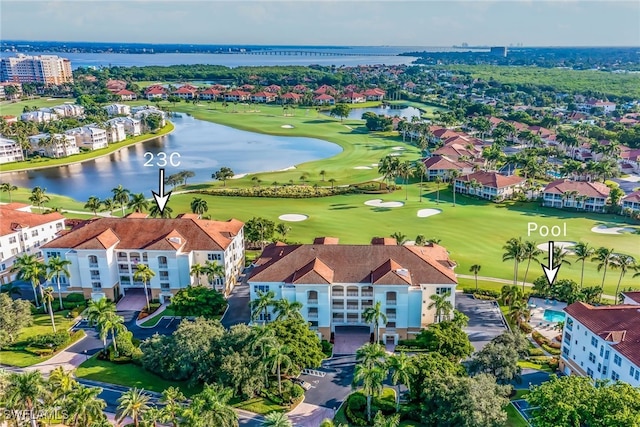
left=333, top=326, right=370, bottom=355
left=298, top=355, right=356, bottom=410
left=221, top=282, right=251, bottom=328
left=455, top=293, right=508, bottom=351
left=116, top=289, right=148, bottom=311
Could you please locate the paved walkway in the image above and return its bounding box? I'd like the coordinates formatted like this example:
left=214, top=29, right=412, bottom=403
left=221, top=280, right=251, bottom=328
left=116, top=289, right=148, bottom=311
left=288, top=402, right=334, bottom=427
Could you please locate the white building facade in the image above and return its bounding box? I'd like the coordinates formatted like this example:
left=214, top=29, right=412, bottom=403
left=65, top=126, right=109, bottom=150
left=0, top=137, right=25, bottom=163
left=28, top=133, right=79, bottom=158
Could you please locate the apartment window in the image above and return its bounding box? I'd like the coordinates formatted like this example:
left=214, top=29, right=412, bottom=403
left=602, top=366, right=608, bottom=375
left=120, top=276, right=131, bottom=284
left=614, top=354, right=622, bottom=366
left=600, top=346, right=604, bottom=357
left=611, top=371, right=620, bottom=381
left=436, top=287, right=450, bottom=295
left=1, top=263, right=6, bottom=271
left=160, top=282, right=170, bottom=291
left=386, top=291, right=397, bottom=304
left=591, top=337, right=598, bottom=348
left=48, top=251, right=61, bottom=258
left=254, top=285, right=270, bottom=293
left=630, top=367, right=636, bottom=378
left=588, top=353, right=596, bottom=363
left=307, top=290, right=318, bottom=303
left=158, top=256, right=168, bottom=267
left=387, top=321, right=396, bottom=328
left=91, top=282, right=101, bottom=290
left=605, top=350, right=610, bottom=360
left=8, top=237, right=16, bottom=244
left=159, top=271, right=169, bottom=279
left=88, top=255, right=98, bottom=266
left=564, top=333, right=572, bottom=345
left=597, top=363, right=601, bottom=373
left=11, top=248, right=18, bottom=255
left=31, top=230, right=38, bottom=237
left=142, top=253, right=148, bottom=262
left=635, top=371, right=640, bottom=381
left=208, top=253, right=222, bottom=261
left=587, top=368, right=594, bottom=377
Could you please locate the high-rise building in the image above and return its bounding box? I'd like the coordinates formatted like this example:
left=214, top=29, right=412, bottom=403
left=0, top=54, right=73, bottom=85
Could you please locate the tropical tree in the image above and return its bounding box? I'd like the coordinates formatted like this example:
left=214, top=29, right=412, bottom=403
left=184, top=384, right=238, bottom=427
left=356, top=343, right=387, bottom=369
left=397, top=161, right=412, bottom=200
left=4, top=371, right=45, bottom=427
left=352, top=364, right=386, bottom=422
left=86, top=298, right=117, bottom=349
left=66, top=384, right=107, bottom=427
left=434, top=176, right=443, bottom=204
left=12, top=255, right=46, bottom=307
left=275, top=223, right=291, bottom=239
left=500, top=285, right=523, bottom=307
left=84, top=196, right=102, bottom=216
left=319, top=170, right=326, bottom=181
left=204, top=260, right=224, bottom=288
left=502, top=237, right=525, bottom=286
left=610, top=254, right=635, bottom=305
left=330, top=103, right=350, bottom=122
left=160, top=386, right=187, bottom=427
left=428, top=292, right=453, bottom=322
left=378, top=155, right=399, bottom=187
left=263, top=411, right=292, bottom=427
left=190, top=197, right=208, bottom=217
left=389, top=231, right=407, bottom=246
left=149, top=204, right=173, bottom=218
left=387, top=352, right=414, bottom=412
left=212, top=167, right=235, bottom=187
left=592, top=247, right=615, bottom=302
left=190, top=263, right=204, bottom=286
left=373, top=412, right=401, bottom=427
left=469, top=264, right=481, bottom=292
left=128, top=193, right=149, bottom=213
left=250, top=289, right=276, bottom=324
left=47, top=256, right=71, bottom=310
left=573, top=242, right=594, bottom=289
left=42, top=287, right=56, bottom=332
left=101, top=197, right=116, bottom=214
left=521, top=241, right=542, bottom=291
left=133, top=263, right=155, bottom=311
left=0, top=182, right=18, bottom=202
left=273, top=298, right=303, bottom=321
left=363, top=301, right=387, bottom=344
left=507, top=299, right=531, bottom=326
left=117, top=387, right=151, bottom=427
left=29, top=186, right=50, bottom=211
left=111, top=184, right=131, bottom=216
left=449, top=170, right=460, bottom=206
left=102, top=311, right=126, bottom=356
left=266, top=340, right=292, bottom=396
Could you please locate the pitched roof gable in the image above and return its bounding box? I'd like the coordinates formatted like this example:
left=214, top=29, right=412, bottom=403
left=371, top=259, right=412, bottom=285
left=292, top=258, right=334, bottom=284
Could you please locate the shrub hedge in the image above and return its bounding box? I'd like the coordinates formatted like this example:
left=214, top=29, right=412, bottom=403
left=462, top=288, right=500, bottom=298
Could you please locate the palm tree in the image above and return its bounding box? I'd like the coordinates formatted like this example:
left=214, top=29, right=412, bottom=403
left=117, top=388, right=151, bottom=427
left=611, top=254, right=635, bottom=305
left=190, top=197, right=208, bottom=217
left=328, top=178, right=336, bottom=189
left=320, top=170, right=326, bottom=181
left=160, top=386, right=187, bottom=427
left=434, top=176, right=443, bottom=204
left=14, top=256, right=46, bottom=308
left=185, top=384, right=238, bottom=427
left=42, top=287, right=57, bottom=332
left=66, top=385, right=107, bottom=427
left=266, top=341, right=292, bottom=397
left=413, top=161, right=426, bottom=202
left=502, top=237, right=525, bottom=286
left=449, top=170, right=461, bottom=206
left=204, top=260, right=224, bottom=288
left=397, top=161, right=412, bottom=201
left=128, top=193, right=149, bottom=213
left=373, top=412, right=401, bottom=427
left=250, top=289, right=276, bottom=324
left=0, top=182, right=18, bottom=202
left=111, top=184, right=131, bottom=216
left=190, top=263, right=204, bottom=286
left=352, top=364, right=386, bottom=422
left=356, top=343, right=387, bottom=369
left=428, top=292, right=453, bottom=322
left=84, top=196, right=102, bottom=216
left=86, top=298, right=117, bottom=349
left=387, top=352, right=414, bottom=412
left=149, top=204, right=173, bottom=218
left=469, top=264, right=481, bottom=292
left=133, top=263, right=155, bottom=311
left=363, top=301, right=387, bottom=344
left=592, top=247, right=615, bottom=302
left=263, top=411, right=292, bottom=427
left=500, top=285, right=523, bottom=307
left=5, top=371, right=45, bottom=427
left=140, top=406, right=164, bottom=427
left=276, top=223, right=291, bottom=239
left=46, top=256, right=71, bottom=310
left=102, top=311, right=125, bottom=356
left=521, top=241, right=542, bottom=292
left=573, top=242, right=594, bottom=289
left=273, top=298, right=303, bottom=321
left=29, top=186, right=50, bottom=211
left=389, top=231, right=407, bottom=246
left=101, top=197, right=116, bottom=214
left=507, top=299, right=531, bottom=326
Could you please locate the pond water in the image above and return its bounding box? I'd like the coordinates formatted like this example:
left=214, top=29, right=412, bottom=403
left=2, top=114, right=342, bottom=201
left=327, top=105, right=423, bottom=120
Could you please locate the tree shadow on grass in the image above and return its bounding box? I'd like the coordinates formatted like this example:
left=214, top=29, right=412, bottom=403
left=329, top=206, right=358, bottom=210
left=371, top=207, right=392, bottom=212
left=303, top=119, right=335, bottom=124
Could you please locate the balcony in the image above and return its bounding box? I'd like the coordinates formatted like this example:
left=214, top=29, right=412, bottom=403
left=307, top=313, right=318, bottom=320
left=307, top=298, right=318, bottom=305
left=361, top=291, right=373, bottom=297
left=117, top=254, right=128, bottom=261
left=346, top=291, right=359, bottom=297
left=118, top=268, right=129, bottom=274
left=90, top=275, right=101, bottom=281
left=386, top=314, right=397, bottom=320
left=89, top=262, right=99, bottom=268
left=346, top=305, right=359, bottom=310
left=386, top=299, right=397, bottom=306
left=331, top=291, right=344, bottom=297
left=158, top=263, right=168, bottom=269
left=332, top=303, right=344, bottom=310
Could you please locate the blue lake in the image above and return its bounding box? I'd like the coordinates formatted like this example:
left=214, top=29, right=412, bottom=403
left=2, top=114, right=342, bottom=201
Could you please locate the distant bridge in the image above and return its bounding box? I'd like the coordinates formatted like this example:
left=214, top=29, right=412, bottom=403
left=237, top=50, right=389, bottom=57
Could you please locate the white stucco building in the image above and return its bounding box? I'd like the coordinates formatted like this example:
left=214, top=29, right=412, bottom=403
left=107, top=117, right=142, bottom=136
left=41, top=214, right=245, bottom=302
left=104, top=122, right=127, bottom=143
left=65, top=126, right=108, bottom=150
left=248, top=237, right=458, bottom=343
left=20, top=111, right=58, bottom=123
left=0, top=203, right=66, bottom=285
left=0, top=137, right=25, bottom=163
left=560, top=295, right=640, bottom=387
left=104, top=104, right=132, bottom=116
left=28, top=133, right=79, bottom=158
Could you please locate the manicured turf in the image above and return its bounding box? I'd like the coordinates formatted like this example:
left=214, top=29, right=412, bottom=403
left=141, top=307, right=176, bottom=327
left=506, top=403, right=529, bottom=427
left=230, top=396, right=287, bottom=415
left=0, top=98, right=72, bottom=117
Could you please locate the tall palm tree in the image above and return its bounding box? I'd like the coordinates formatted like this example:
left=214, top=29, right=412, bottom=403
left=48, top=366, right=77, bottom=402
left=140, top=406, right=164, bottom=427
left=47, top=256, right=71, bottom=310
left=449, top=170, right=461, bottom=206
left=190, top=197, right=208, bottom=217
left=507, top=299, right=531, bottom=326
left=185, top=384, right=238, bottom=427
left=428, top=292, right=453, bottom=322
left=434, top=176, right=443, bottom=204
left=66, top=385, right=107, bottom=427
left=592, top=247, right=615, bottom=302
left=5, top=371, right=45, bottom=427
left=266, top=341, right=292, bottom=397
left=0, top=182, right=18, bottom=202
left=500, top=285, right=523, bottom=307
left=352, top=364, right=386, bottom=422
left=263, top=411, right=292, bottom=427
left=469, top=264, right=481, bottom=292
left=544, top=245, right=572, bottom=269
left=396, top=161, right=412, bottom=201
left=204, top=260, right=225, bottom=289
left=521, top=241, right=542, bottom=292
left=133, top=263, right=155, bottom=311
left=387, top=352, right=414, bottom=412
left=610, top=254, right=635, bottom=305
left=29, top=186, right=50, bottom=211
left=373, top=412, right=401, bottom=427
left=160, top=386, right=187, bottom=427
left=149, top=204, right=173, bottom=218
left=251, top=327, right=278, bottom=388
left=190, top=263, right=204, bottom=286
left=355, top=343, right=386, bottom=369
left=117, top=388, right=151, bottom=427
left=363, top=301, right=387, bottom=344
left=111, top=184, right=131, bottom=216
left=413, top=161, right=427, bottom=202
left=502, top=237, right=525, bottom=286
left=42, top=287, right=56, bottom=332
left=14, top=256, right=47, bottom=308
left=251, top=289, right=276, bottom=324
left=276, top=223, right=291, bottom=239
left=84, top=196, right=102, bottom=216
left=86, top=298, right=117, bottom=349
left=102, top=311, right=125, bottom=356
left=573, top=242, right=594, bottom=289
left=101, top=197, right=116, bottom=214
left=128, top=193, right=149, bottom=213
left=273, top=298, right=303, bottom=321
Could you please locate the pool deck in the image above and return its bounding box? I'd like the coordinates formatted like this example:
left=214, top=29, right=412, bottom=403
left=528, top=297, right=567, bottom=340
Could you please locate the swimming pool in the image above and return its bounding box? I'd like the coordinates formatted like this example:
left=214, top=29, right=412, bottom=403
left=543, top=309, right=566, bottom=323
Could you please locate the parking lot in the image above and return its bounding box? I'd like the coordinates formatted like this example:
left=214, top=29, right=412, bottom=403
left=455, top=293, right=508, bottom=351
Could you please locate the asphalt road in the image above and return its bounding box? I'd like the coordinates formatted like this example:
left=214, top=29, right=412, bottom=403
left=298, top=355, right=356, bottom=410
left=455, top=293, right=508, bottom=352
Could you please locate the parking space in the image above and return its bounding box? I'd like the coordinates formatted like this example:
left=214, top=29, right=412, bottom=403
left=455, top=293, right=508, bottom=351
left=297, top=355, right=356, bottom=409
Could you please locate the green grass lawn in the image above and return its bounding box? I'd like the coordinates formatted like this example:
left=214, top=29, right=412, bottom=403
left=334, top=388, right=396, bottom=426
left=0, top=97, right=74, bottom=117
left=141, top=307, right=176, bottom=327
left=506, top=390, right=531, bottom=427
left=0, top=310, right=80, bottom=367
left=518, top=360, right=553, bottom=373
left=231, top=396, right=287, bottom=415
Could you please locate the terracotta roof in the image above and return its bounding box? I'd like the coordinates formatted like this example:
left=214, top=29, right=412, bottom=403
left=543, top=179, right=610, bottom=198
left=622, top=291, right=640, bottom=304
left=281, top=92, right=302, bottom=100
left=423, top=155, right=472, bottom=170
left=115, top=89, right=136, bottom=96
left=564, top=302, right=640, bottom=367
left=42, top=217, right=243, bottom=252
left=226, top=90, right=250, bottom=96
left=0, top=205, right=65, bottom=237
left=456, top=171, right=524, bottom=189
left=371, top=237, right=397, bottom=245
left=313, top=237, right=340, bottom=245
left=174, top=87, right=196, bottom=94
left=1, top=202, right=30, bottom=210
left=249, top=243, right=457, bottom=286
left=314, top=94, right=334, bottom=101
left=623, top=190, right=640, bottom=203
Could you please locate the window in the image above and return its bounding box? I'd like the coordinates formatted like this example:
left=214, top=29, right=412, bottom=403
left=611, top=371, right=620, bottom=381
left=602, top=366, right=608, bottom=375
left=158, top=256, right=168, bottom=267
left=386, top=291, right=397, bottom=304
left=562, top=346, right=569, bottom=357
left=48, top=251, right=61, bottom=258
left=11, top=248, right=18, bottom=255
left=564, top=333, right=572, bottom=345
left=307, top=290, right=318, bottom=303
left=436, top=287, right=449, bottom=295
left=88, top=255, right=98, bottom=265
left=160, top=282, right=170, bottom=291
left=208, top=253, right=222, bottom=261
left=635, top=371, right=640, bottom=381
left=597, top=363, right=601, bottom=372
left=91, top=282, right=101, bottom=290
left=600, top=346, right=604, bottom=357
left=614, top=354, right=622, bottom=366
left=90, top=270, right=100, bottom=280
left=605, top=350, right=610, bottom=360
left=8, top=237, right=16, bottom=244
left=159, top=271, right=169, bottom=279
left=630, top=367, right=636, bottom=377
left=254, top=285, right=270, bottom=293
left=587, top=368, right=593, bottom=377
left=591, top=337, right=598, bottom=348
left=588, top=353, right=596, bottom=363
left=31, top=230, right=38, bottom=237
left=566, top=318, right=573, bottom=331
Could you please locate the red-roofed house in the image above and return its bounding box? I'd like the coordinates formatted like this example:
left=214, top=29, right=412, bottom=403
left=292, top=84, right=308, bottom=93
left=114, top=89, right=137, bottom=101
left=264, top=84, right=281, bottom=93
left=313, top=94, right=335, bottom=105
left=454, top=171, right=525, bottom=201
left=560, top=301, right=640, bottom=386
left=145, top=87, right=167, bottom=100
left=422, top=155, right=474, bottom=181
left=621, top=190, right=640, bottom=214
left=314, top=85, right=337, bottom=95
left=250, top=91, right=277, bottom=103
left=173, top=86, right=197, bottom=100
left=340, top=91, right=365, bottom=104
left=542, top=179, right=610, bottom=212
left=281, top=92, right=303, bottom=104
left=41, top=216, right=245, bottom=300
left=363, top=88, right=385, bottom=101
left=224, top=90, right=251, bottom=102
left=198, top=87, right=222, bottom=100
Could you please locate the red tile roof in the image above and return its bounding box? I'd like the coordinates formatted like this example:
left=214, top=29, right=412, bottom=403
left=456, top=171, right=524, bottom=189
left=0, top=205, right=65, bottom=237
left=422, top=155, right=472, bottom=170
left=622, top=291, right=640, bottom=304
left=313, top=237, right=340, bottom=245
left=543, top=179, right=610, bottom=198
left=622, top=190, right=640, bottom=203
left=314, top=94, right=334, bottom=101
left=564, top=302, right=640, bottom=367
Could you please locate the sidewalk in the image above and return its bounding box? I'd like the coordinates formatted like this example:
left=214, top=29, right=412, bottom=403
left=136, top=302, right=170, bottom=327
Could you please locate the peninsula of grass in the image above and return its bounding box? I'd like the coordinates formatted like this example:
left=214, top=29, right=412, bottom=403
left=0, top=122, right=174, bottom=173
left=141, top=307, right=176, bottom=327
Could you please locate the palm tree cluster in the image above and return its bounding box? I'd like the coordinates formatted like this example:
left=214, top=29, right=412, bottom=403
left=189, top=261, right=224, bottom=287
left=500, top=285, right=531, bottom=328
left=86, top=298, right=127, bottom=356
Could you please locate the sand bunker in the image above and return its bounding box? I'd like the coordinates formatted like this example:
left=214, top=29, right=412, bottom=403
left=371, top=163, right=379, bottom=167
left=353, top=166, right=372, bottom=170
left=365, top=199, right=404, bottom=208
left=417, top=208, right=442, bottom=218
left=537, top=241, right=577, bottom=254
left=278, top=214, right=308, bottom=222
left=591, top=225, right=636, bottom=235
left=391, top=146, right=406, bottom=151
left=281, top=124, right=294, bottom=129
left=389, top=152, right=402, bottom=157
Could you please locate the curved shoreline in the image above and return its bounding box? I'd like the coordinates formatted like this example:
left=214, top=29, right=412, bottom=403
left=0, top=122, right=175, bottom=174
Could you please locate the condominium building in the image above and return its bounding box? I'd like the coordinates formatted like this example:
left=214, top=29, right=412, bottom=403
left=20, top=111, right=58, bottom=123
left=248, top=238, right=458, bottom=343
left=0, top=54, right=73, bottom=85
left=0, top=204, right=66, bottom=285
left=41, top=214, right=245, bottom=302
left=65, top=126, right=108, bottom=150
left=454, top=171, right=524, bottom=201
left=0, top=137, right=25, bottom=163
left=104, top=122, right=127, bottom=143
left=107, top=117, right=142, bottom=136
left=542, top=179, right=610, bottom=213
left=28, top=133, right=79, bottom=158
left=104, top=104, right=132, bottom=117
left=560, top=297, right=640, bottom=387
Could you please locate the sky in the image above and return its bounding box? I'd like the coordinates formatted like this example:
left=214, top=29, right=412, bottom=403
left=1, top=0, right=639, bottom=47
